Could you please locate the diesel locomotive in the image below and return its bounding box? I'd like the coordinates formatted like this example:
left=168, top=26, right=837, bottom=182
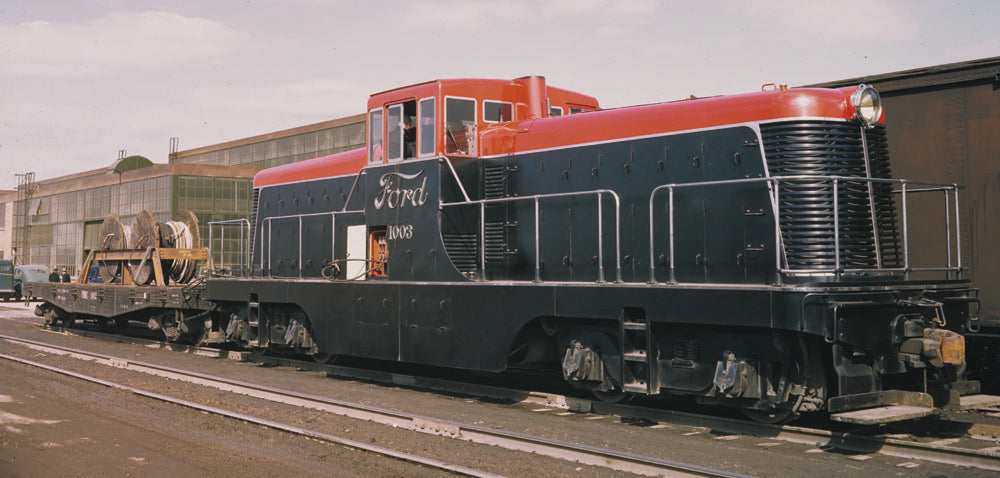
left=31, top=76, right=994, bottom=424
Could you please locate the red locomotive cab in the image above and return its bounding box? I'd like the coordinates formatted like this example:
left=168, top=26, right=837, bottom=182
left=365, top=77, right=599, bottom=162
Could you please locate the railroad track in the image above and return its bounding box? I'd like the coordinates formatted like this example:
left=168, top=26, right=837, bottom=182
left=15, top=322, right=1000, bottom=473
left=0, top=332, right=745, bottom=478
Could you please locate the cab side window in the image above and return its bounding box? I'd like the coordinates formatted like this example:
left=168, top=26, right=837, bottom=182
left=386, top=101, right=417, bottom=161
left=418, top=97, right=435, bottom=157
left=368, top=108, right=383, bottom=163
left=445, top=97, right=476, bottom=155
left=483, top=100, right=512, bottom=123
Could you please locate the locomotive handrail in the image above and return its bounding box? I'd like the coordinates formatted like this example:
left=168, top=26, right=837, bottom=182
left=649, top=175, right=964, bottom=284
left=207, top=219, right=251, bottom=275
left=259, top=209, right=365, bottom=278
left=441, top=189, right=622, bottom=283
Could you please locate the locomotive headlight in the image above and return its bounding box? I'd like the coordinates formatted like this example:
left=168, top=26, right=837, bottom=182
left=851, top=84, right=882, bottom=127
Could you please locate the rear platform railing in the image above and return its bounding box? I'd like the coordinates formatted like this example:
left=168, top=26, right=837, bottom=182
left=207, top=219, right=251, bottom=276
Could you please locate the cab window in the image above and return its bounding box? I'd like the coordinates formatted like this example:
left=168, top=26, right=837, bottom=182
left=418, top=97, right=435, bottom=157
left=386, top=104, right=402, bottom=161
left=444, top=97, right=476, bottom=156
left=368, top=108, right=383, bottom=163
left=386, top=101, right=417, bottom=161
left=549, top=106, right=563, bottom=117
left=483, top=100, right=512, bottom=123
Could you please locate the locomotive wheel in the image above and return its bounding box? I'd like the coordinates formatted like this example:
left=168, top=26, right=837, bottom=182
left=742, top=408, right=797, bottom=425
left=311, top=353, right=338, bottom=364
left=591, top=389, right=632, bottom=403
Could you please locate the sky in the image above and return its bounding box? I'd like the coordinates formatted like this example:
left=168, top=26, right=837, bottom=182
left=1, top=0, right=997, bottom=188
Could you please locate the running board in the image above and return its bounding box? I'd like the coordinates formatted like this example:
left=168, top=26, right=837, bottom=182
left=830, top=405, right=936, bottom=425
left=959, top=394, right=1000, bottom=410
left=828, top=390, right=934, bottom=425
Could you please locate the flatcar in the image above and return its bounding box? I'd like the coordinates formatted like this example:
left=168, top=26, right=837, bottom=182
left=31, top=76, right=996, bottom=424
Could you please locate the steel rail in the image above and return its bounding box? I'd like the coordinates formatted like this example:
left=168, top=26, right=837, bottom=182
left=0, top=351, right=496, bottom=478
left=25, top=325, right=1000, bottom=473
left=0, top=333, right=744, bottom=478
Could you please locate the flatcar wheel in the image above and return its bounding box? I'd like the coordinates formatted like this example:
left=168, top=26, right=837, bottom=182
left=115, top=318, right=129, bottom=329
left=43, top=309, right=59, bottom=327
left=61, top=314, right=76, bottom=328
left=311, top=353, right=338, bottom=364
left=591, top=389, right=631, bottom=403
left=96, top=318, right=108, bottom=328
left=742, top=408, right=797, bottom=425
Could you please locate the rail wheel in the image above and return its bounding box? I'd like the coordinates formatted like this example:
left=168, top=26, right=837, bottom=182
left=591, top=389, right=632, bottom=403
left=43, top=308, right=59, bottom=327
left=115, top=318, right=129, bottom=329
left=61, top=313, right=76, bottom=328
left=311, top=353, right=338, bottom=364
left=742, top=408, right=797, bottom=425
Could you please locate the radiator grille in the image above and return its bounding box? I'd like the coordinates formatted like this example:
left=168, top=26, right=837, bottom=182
left=761, top=121, right=901, bottom=270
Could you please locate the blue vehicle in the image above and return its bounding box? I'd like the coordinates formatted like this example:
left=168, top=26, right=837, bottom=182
left=0, top=260, right=13, bottom=300
left=12, top=264, right=52, bottom=301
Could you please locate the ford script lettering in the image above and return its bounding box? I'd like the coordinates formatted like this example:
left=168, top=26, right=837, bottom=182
left=374, top=171, right=430, bottom=210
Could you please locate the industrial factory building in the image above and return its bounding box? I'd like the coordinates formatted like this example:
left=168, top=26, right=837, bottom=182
left=1, top=114, right=364, bottom=275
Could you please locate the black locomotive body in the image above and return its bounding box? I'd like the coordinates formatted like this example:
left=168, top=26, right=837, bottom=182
left=31, top=77, right=990, bottom=423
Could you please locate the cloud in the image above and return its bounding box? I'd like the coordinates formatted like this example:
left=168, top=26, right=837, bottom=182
left=726, top=0, right=918, bottom=43
left=0, top=11, right=247, bottom=78
left=190, top=78, right=367, bottom=119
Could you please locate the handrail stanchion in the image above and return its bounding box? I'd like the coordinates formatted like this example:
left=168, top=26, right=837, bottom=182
left=647, top=191, right=656, bottom=284
left=208, top=223, right=215, bottom=272
left=901, top=183, right=909, bottom=280
left=534, top=197, right=541, bottom=282
left=480, top=202, right=486, bottom=281
left=668, top=186, right=675, bottom=283
left=954, top=184, right=962, bottom=278
left=945, top=188, right=952, bottom=272
left=833, top=179, right=841, bottom=275
left=298, top=216, right=303, bottom=278
left=773, top=180, right=782, bottom=282
left=597, top=192, right=605, bottom=283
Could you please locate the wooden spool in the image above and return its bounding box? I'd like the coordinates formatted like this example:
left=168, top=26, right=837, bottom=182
left=98, top=214, right=131, bottom=283
left=128, top=210, right=161, bottom=285
left=171, top=211, right=201, bottom=284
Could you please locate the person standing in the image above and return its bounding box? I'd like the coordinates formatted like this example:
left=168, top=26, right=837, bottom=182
left=49, top=267, right=60, bottom=282
left=60, top=267, right=71, bottom=283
